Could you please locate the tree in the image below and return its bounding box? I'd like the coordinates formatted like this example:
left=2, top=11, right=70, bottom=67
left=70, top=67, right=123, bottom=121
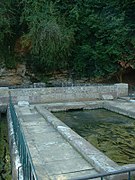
left=1, top=0, right=135, bottom=82
left=20, top=0, right=74, bottom=73
left=0, top=1, right=12, bottom=66
left=0, top=0, right=24, bottom=68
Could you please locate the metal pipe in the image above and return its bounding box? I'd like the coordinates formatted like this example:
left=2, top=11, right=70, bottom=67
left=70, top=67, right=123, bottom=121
left=70, top=168, right=135, bottom=180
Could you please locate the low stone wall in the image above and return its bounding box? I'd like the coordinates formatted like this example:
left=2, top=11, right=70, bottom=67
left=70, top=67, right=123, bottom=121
left=0, top=83, right=128, bottom=105
left=0, top=87, right=9, bottom=106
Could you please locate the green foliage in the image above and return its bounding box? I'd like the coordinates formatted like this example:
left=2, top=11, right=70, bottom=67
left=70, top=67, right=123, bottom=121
left=0, top=1, right=11, bottom=64
left=0, top=1, right=22, bottom=68
left=0, top=0, right=135, bottom=80
left=58, top=0, right=135, bottom=79
left=20, top=0, right=74, bottom=72
left=0, top=2, right=11, bottom=42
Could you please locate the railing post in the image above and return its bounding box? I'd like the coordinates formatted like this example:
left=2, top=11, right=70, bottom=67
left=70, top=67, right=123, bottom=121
left=128, top=171, right=131, bottom=180
left=17, top=165, right=22, bottom=180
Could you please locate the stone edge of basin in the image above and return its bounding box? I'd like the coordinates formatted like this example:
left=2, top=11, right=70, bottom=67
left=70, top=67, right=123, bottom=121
left=35, top=102, right=120, bottom=174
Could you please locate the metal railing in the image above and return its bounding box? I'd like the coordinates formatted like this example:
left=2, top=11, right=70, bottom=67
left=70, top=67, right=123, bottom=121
left=9, top=95, right=38, bottom=180
left=70, top=167, right=135, bottom=180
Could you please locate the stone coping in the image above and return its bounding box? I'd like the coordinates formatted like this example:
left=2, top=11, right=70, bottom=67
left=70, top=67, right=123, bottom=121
left=0, top=83, right=129, bottom=104
left=36, top=100, right=135, bottom=176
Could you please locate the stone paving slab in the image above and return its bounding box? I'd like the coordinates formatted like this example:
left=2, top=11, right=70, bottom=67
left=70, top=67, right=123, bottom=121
left=104, top=100, right=135, bottom=119
left=38, top=143, right=81, bottom=162
left=44, top=158, right=93, bottom=175
left=50, top=169, right=100, bottom=180
left=15, top=105, right=99, bottom=180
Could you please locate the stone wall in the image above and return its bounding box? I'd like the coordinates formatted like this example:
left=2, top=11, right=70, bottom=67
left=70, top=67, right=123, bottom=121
left=0, top=87, right=9, bottom=112
left=0, top=83, right=128, bottom=105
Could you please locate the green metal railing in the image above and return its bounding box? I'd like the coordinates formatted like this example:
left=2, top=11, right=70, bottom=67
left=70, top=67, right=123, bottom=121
left=70, top=167, right=135, bottom=180
left=9, top=95, right=38, bottom=180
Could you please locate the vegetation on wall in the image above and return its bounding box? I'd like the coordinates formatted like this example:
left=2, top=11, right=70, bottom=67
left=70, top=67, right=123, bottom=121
left=0, top=0, right=135, bottom=81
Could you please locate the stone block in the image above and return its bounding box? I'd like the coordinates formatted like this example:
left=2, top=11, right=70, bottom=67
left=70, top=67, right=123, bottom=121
left=102, top=94, right=114, bottom=100
left=18, top=101, right=29, bottom=106
left=115, top=83, right=128, bottom=97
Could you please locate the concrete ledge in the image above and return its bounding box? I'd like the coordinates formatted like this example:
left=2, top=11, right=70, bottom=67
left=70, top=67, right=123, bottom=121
left=36, top=100, right=135, bottom=178
left=103, top=101, right=135, bottom=119
left=41, top=101, right=103, bottom=112
left=36, top=104, right=119, bottom=174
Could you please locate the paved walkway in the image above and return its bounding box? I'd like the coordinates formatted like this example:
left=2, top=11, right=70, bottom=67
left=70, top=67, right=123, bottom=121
left=14, top=99, right=135, bottom=180
left=15, top=104, right=99, bottom=180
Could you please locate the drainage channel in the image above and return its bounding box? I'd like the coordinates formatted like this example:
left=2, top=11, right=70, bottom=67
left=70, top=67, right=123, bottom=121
left=0, top=113, right=11, bottom=180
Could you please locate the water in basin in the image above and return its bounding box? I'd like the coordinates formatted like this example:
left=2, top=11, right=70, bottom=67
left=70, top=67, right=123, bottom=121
left=54, top=109, right=135, bottom=165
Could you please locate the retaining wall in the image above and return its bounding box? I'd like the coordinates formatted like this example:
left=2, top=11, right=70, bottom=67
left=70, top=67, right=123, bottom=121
left=0, top=83, right=128, bottom=104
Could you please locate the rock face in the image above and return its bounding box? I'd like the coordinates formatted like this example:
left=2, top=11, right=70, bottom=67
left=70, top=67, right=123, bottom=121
left=0, top=64, right=31, bottom=86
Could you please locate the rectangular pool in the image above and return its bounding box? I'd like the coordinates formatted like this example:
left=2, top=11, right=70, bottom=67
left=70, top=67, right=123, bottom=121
left=54, top=109, right=135, bottom=165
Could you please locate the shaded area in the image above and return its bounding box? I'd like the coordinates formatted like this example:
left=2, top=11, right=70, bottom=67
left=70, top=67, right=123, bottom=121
left=0, top=114, right=11, bottom=180
left=54, top=109, right=135, bottom=165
